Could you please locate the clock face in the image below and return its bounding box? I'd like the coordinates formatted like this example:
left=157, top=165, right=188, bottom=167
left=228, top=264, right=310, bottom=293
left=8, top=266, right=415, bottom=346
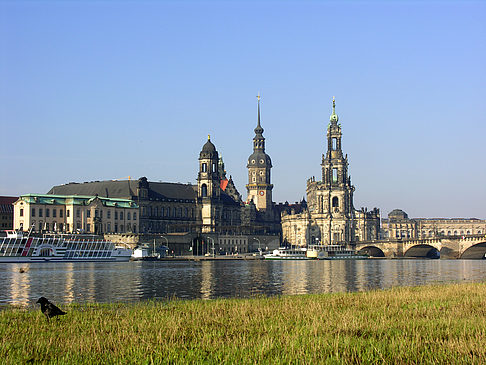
left=259, top=191, right=265, bottom=196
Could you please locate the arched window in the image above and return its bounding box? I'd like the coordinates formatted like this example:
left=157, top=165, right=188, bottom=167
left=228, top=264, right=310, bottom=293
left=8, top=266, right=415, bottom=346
left=202, top=163, right=207, bottom=172
left=332, top=197, right=339, bottom=208
left=332, top=138, right=337, bottom=150
left=332, top=168, right=338, bottom=182
left=201, top=184, right=208, bottom=197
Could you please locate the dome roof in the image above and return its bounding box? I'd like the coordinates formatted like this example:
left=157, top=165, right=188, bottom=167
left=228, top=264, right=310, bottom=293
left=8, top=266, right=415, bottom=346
left=388, top=209, right=408, bottom=219
left=199, top=135, right=218, bottom=159
left=247, top=151, right=272, bottom=168
left=202, top=136, right=216, bottom=153
left=330, top=97, right=339, bottom=123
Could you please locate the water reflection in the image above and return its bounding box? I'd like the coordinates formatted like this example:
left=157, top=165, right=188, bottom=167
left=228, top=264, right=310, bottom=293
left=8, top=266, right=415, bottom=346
left=1, top=260, right=486, bottom=306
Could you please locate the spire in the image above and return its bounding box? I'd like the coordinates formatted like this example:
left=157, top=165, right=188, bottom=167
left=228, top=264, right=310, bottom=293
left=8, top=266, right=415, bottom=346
left=254, top=93, right=264, bottom=135
left=330, top=96, right=339, bottom=124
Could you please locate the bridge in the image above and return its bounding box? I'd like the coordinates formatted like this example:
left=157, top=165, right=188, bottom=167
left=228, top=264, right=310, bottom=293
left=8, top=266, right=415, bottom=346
left=354, top=234, right=486, bottom=259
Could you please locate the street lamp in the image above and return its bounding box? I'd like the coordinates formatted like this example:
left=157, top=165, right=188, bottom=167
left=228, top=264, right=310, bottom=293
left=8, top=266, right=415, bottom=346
left=206, top=236, right=215, bottom=257
left=253, top=237, right=261, bottom=255
left=160, top=236, right=169, bottom=256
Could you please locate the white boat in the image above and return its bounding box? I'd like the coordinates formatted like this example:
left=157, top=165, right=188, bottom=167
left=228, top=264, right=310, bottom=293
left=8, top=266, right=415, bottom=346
left=0, top=230, right=132, bottom=263
left=306, top=244, right=368, bottom=260
left=264, top=247, right=309, bottom=260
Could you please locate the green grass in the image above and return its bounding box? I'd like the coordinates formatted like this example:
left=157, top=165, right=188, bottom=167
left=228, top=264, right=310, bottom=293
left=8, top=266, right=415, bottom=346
left=1, top=282, right=486, bottom=364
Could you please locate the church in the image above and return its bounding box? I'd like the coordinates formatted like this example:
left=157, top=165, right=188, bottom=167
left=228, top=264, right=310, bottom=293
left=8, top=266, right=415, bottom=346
left=281, top=98, right=380, bottom=246
left=38, top=97, right=281, bottom=252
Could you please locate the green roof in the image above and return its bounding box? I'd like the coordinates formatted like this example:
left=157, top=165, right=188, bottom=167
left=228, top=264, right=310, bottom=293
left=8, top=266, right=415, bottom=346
left=19, top=194, right=138, bottom=209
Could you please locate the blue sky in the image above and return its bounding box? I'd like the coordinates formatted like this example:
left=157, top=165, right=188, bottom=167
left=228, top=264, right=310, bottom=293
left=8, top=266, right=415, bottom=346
left=1, top=1, right=485, bottom=219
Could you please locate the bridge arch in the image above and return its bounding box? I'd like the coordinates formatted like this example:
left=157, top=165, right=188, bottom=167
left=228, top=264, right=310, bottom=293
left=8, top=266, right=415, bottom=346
left=460, top=242, right=486, bottom=259
left=404, top=244, right=440, bottom=259
left=357, top=246, right=385, bottom=257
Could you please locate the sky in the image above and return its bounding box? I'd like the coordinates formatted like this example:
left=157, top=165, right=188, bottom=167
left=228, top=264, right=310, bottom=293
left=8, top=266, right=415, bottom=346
left=1, top=0, right=485, bottom=219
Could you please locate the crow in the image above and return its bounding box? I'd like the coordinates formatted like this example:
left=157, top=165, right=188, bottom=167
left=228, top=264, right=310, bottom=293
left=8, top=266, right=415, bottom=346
left=36, top=297, right=66, bottom=321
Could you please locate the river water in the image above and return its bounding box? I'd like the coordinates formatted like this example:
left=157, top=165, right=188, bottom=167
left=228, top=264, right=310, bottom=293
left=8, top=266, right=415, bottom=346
left=1, top=259, right=485, bottom=306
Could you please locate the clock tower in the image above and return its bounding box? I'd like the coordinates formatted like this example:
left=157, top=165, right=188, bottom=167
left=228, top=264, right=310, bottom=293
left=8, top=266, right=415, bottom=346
left=246, top=95, right=273, bottom=211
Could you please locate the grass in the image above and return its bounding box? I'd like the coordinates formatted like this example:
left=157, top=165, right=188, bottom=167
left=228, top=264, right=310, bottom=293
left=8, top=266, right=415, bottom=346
left=1, top=282, right=486, bottom=364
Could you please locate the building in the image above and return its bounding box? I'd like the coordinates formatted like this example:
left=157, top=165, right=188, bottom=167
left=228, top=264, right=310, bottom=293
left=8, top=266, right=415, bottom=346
left=43, top=98, right=281, bottom=252
left=13, top=194, right=139, bottom=234
left=0, top=196, right=17, bottom=231
left=281, top=98, right=380, bottom=246
left=381, top=209, right=486, bottom=239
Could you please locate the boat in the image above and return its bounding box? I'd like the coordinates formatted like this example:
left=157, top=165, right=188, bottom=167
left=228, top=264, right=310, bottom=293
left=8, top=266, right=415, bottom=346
left=264, top=247, right=309, bottom=260
left=0, top=230, right=132, bottom=263
left=306, top=244, right=368, bottom=260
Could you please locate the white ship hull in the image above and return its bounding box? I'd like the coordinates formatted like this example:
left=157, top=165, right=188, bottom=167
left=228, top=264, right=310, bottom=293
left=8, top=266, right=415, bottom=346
left=0, top=232, right=132, bottom=263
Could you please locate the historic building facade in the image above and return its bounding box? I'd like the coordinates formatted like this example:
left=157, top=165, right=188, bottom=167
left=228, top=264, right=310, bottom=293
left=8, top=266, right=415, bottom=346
left=0, top=196, right=17, bottom=231
left=13, top=194, right=139, bottom=234
left=40, top=98, right=281, bottom=253
left=381, top=209, right=486, bottom=239
left=281, top=98, right=380, bottom=246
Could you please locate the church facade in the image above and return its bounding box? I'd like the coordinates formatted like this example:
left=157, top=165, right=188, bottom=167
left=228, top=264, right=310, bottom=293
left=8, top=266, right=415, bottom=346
left=281, top=98, right=380, bottom=246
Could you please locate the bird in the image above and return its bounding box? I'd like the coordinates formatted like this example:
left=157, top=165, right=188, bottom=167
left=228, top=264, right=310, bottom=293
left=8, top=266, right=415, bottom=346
left=36, top=297, right=66, bottom=321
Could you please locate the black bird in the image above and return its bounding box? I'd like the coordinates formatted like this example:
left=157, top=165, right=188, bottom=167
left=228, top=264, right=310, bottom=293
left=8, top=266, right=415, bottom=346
left=36, top=297, right=66, bottom=321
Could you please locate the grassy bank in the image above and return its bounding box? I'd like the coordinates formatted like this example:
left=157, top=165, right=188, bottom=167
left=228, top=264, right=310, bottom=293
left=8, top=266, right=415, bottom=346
left=1, top=283, right=486, bottom=364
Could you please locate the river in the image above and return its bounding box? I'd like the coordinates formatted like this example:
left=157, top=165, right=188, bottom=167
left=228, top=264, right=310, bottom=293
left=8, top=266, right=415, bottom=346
left=1, top=259, right=485, bottom=306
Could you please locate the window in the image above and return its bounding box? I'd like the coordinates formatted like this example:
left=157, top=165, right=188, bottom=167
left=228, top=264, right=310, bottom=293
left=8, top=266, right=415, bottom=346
left=107, top=223, right=111, bottom=232
left=53, top=209, right=57, bottom=218
left=127, top=212, right=131, bottom=220
left=31, top=208, right=36, bottom=217
left=332, top=168, right=338, bottom=183
left=120, top=212, right=123, bottom=220
left=46, top=209, right=50, bottom=218
left=76, top=209, right=80, bottom=218
left=95, top=210, right=99, bottom=218
left=115, top=211, right=118, bottom=220
left=202, top=163, right=207, bottom=172
left=133, top=224, right=137, bottom=233
left=184, top=208, right=188, bottom=217
left=20, top=209, right=23, bottom=217
left=201, top=184, right=208, bottom=197
left=39, top=209, right=43, bottom=217
left=39, top=222, right=43, bottom=231
left=60, top=210, right=63, bottom=218
left=212, top=163, right=216, bottom=172
left=332, top=197, right=339, bottom=208
left=133, top=212, right=137, bottom=220
left=87, top=224, right=90, bottom=232
left=107, top=210, right=111, bottom=219
left=87, top=210, right=91, bottom=218
left=45, top=223, right=49, bottom=231
left=120, top=225, right=124, bottom=232
left=332, top=137, right=337, bottom=150
left=66, top=223, right=70, bottom=231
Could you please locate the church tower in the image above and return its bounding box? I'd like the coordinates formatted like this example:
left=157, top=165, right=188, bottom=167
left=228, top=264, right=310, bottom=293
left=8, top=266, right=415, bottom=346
left=246, top=95, right=273, bottom=211
left=319, top=97, right=355, bottom=243
left=197, top=135, right=221, bottom=232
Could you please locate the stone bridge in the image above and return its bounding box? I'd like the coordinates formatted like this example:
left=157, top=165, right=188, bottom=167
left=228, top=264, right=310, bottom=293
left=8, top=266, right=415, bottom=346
left=354, top=235, right=486, bottom=259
